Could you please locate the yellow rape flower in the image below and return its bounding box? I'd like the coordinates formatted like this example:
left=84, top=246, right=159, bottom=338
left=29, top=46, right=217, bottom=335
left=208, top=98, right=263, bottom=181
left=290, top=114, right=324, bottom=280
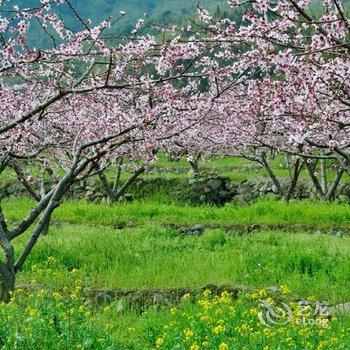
left=184, top=328, right=194, bottom=339
left=155, top=337, right=164, bottom=348
left=52, top=292, right=61, bottom=299
left=279, top=285, right=290, bottom=295
left=47, top=256, right=56, bottom=264
left=219, top=342, right=229, bottom=350
left=26, top=307, right=39, bottom=318
left=200, top=315, right=212, bottom=323
left=182, top=293, right=191, bottom=301
left=198, top=300, right=212, bottom=310
left=212, top=324, right=225, bottom=334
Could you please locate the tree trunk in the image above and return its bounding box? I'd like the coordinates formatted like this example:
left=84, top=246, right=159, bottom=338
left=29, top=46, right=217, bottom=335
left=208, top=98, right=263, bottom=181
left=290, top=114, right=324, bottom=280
left=0, top=262, right=15, bottom=302
left=188, top=152, right=202, bottom=177
left=96, top=166, right=116, bottom=202
left=325, top=168, right=344, bottom=200
left=320, top=154, right=328, bottom=194
left=114, top=166, right=145, bottom=201
left=0, top=219, right=15, bottom=302
left=112, top=157, right=124, bottom=194
left=305, top=160, right=325, bottom=198
left=284, top=154, right=293, bottom=179
left=285, top=159, right=303, bottom=202
left=261, top=153, right=283, bottom=196
left=41, top=216, right=51, bottom=236
left=12, top=162, right=41, bottom=201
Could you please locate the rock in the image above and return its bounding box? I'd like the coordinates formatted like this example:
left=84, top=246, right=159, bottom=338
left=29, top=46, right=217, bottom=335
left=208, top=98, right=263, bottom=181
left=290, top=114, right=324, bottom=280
left=337, top=195, right=349, bottom=203
left=207, top=179, right=223, bottom=190
left=123, top=193, right=134, bottom=202
left=185, top=175, right=236, bottom=205
left=266, top=286, right=281, bottom=294
left=180, top=225, right=205, bottom=236
left=218, top=190, right=231, bottom=200
left=95, top=292, right=112, bottom=307
left=199, top=194, right=207, bottom=203
left=116, top=297, right=130, bottom=312
left=6, top=186, right=16, bottom=195
left=232, top=194, right=248, bottom=206
left=85, top=190, right=94, bottom=198
left=153, top=293, right=169, bottom=305
left=246, top=224, right=261, bottom=234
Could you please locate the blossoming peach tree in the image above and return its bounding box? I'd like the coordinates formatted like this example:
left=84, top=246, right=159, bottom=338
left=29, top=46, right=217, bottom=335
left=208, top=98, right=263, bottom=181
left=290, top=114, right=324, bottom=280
left=0, top=0, right=214, bottom=301
left=0, top=0, right=349, bottom=301
left=169, top=0, right=349, bottom=199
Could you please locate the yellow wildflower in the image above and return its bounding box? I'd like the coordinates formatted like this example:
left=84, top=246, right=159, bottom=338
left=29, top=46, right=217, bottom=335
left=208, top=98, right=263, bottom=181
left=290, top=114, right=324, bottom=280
left=26, top=307, right=39, bottom=318
left=198, top=300, right=212, bottom=310
left=280, top=285, right=290, bottom=295
left=200, top=315, right=212, bottom=323
left=219, top=342, right=229, bottom=350
left=52, top=292, right=61, bottom=299
left=47, top=256, right=56, bottom=264
left=182, top=293, right=191, bottom=301
left=212, top=324, right=225, bottom=334
left=156, top=337, right=164, bottom=348
left=184, top=328, right=194, bottom=339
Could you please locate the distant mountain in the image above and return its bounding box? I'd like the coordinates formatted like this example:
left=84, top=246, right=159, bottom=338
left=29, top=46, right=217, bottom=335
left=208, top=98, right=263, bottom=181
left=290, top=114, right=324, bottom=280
left=4, top=0, right=350, bottom=27
left=3, top=0, right=349, bottom=47
left=5, top=0, right=228, bottom=28
left=3, top=0, right=229, bottom=46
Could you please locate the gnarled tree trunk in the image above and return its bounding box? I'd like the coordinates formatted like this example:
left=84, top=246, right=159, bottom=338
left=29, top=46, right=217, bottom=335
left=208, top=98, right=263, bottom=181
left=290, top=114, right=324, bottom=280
left=0, top=261, right=15, bottom=302
left=0, top=211, right=15, bottom=302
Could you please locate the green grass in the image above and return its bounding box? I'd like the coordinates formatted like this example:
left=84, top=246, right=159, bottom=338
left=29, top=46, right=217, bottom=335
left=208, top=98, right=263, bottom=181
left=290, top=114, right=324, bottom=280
left=11, top=223, right=350, bottom=303
left=4, top=197, right=350, bottom=229
left=8, top=220, right=350, bottom=348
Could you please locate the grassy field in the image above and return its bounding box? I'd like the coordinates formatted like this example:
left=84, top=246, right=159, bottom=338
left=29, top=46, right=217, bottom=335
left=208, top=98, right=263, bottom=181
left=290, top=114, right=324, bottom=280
left=12, top=223, right=350, bottom=301
left=1, top=156, right=350, bottom=349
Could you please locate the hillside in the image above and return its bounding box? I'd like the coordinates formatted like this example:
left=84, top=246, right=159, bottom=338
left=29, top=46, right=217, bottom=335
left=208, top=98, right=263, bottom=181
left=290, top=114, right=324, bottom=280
left=6, top=0, right=227, bottom=28
left=3, top=0, right=349, bottom=47
left=3, top=0, right=229, bottom=47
